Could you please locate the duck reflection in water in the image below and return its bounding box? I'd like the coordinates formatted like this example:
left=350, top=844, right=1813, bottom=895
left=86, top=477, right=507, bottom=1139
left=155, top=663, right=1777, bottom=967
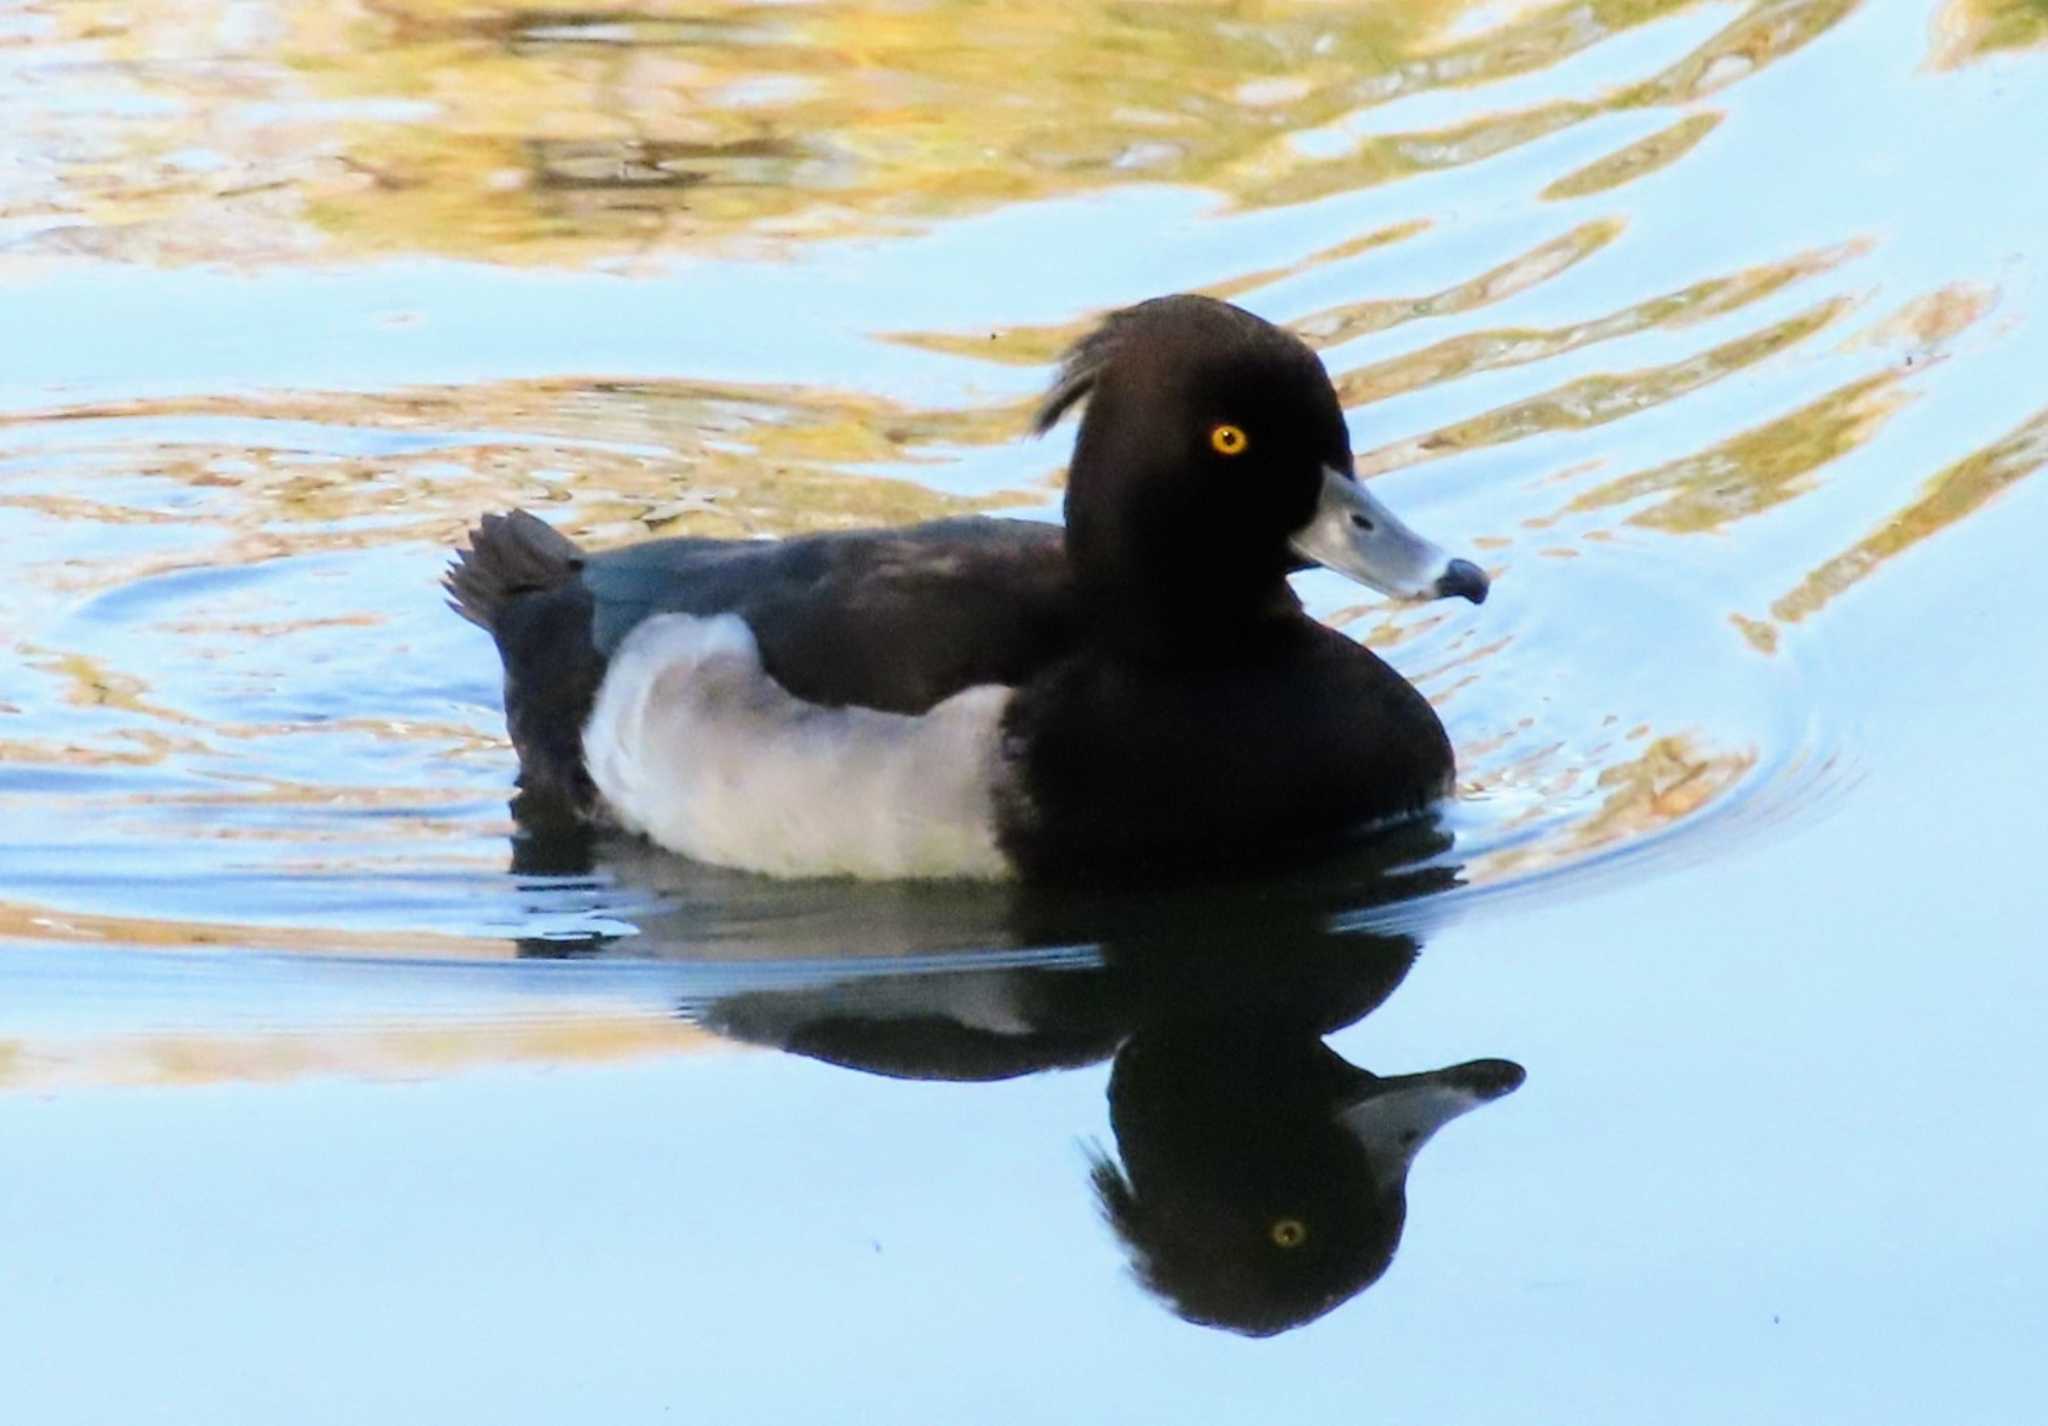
left=1094, top=1025, right=1520, bottom=1336
left=512, top=814, right=1524, bottom=1336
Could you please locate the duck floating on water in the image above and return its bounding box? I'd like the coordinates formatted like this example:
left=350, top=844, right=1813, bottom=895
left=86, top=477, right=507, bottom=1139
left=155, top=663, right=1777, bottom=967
left=448, top=294, right=1488, bottom=882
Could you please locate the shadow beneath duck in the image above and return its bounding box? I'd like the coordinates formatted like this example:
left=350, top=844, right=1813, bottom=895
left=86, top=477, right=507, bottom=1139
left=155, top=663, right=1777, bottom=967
left=503, top=802, right=1524, bottom=1336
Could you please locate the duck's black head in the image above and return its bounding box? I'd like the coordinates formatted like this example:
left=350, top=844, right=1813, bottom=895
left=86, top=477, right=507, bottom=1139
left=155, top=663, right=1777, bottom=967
left=1092, top=1027, right=1523, bottom=1336
left=1039, top=295, right=1487, bottom=648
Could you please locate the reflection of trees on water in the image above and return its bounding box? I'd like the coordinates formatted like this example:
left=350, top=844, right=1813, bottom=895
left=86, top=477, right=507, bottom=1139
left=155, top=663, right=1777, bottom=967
left=1570, top=370, right=1906, bottom=536
left=28, top=0, right=1860, bottom=261
left=1352, top=292, right=1857, bottom=478
left=1929, top=0, right=2048, bottom=68
left=1467, top=733, right=1758, bottom=883
left=16, top=0, right=1999, bottom=678
left=1755, top=403, right=2048, bottom=639
left=519, top=816, right=1525, bottom=1335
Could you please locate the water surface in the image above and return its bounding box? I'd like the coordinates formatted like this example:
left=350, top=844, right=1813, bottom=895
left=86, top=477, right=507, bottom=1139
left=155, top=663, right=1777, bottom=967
left=3, top=0, right=2046, bottom=1418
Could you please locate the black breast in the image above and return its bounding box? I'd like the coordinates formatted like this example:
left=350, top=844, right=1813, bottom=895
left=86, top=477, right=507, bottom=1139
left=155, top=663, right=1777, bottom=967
left=995, top=617, right=1453, bottom=882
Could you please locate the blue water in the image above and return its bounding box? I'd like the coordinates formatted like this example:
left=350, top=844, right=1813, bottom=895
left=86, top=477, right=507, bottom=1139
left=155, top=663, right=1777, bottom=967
left=3, top=0, right=2046, bottom=1417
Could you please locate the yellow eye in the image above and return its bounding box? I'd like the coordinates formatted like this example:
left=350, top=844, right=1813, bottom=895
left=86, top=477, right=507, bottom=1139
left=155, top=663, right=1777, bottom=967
left=1209, top=423, right=1249, bottom=457
left=1269, top=1218, right=1308, bottom=1249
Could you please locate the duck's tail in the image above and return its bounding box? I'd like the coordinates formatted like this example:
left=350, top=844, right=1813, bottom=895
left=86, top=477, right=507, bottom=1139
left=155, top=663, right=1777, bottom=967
left=445, top=509, right=585, bottom=631
left=446, top=510, right=604, bottom=820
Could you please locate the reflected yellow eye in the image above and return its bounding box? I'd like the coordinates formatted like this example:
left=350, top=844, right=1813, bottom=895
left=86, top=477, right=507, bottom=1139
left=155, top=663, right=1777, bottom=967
left=1269, top=1218, right=1308, bottom=1249
left=1209, top=423, right=1249, bottom=457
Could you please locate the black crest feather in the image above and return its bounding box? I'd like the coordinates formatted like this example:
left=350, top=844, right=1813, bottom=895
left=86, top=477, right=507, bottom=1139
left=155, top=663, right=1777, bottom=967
left=1033, top=308, right=1140, bottom=434
left=1033, top=295, right=1290, bottom=436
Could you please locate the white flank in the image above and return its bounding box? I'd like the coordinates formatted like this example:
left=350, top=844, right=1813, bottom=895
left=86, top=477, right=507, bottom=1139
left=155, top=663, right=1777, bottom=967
left=582, top=613, right=1015, bottom=880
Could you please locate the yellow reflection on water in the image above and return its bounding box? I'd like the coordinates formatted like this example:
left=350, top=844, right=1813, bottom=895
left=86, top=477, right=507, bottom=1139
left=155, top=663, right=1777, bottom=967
left=0, top=898, right=519, bottom=957
left=1541, top=112, right=1721, bottom=200
left=1357, top=294, right=1854, bottom=476
left=19, top=0, right=1867, bottom=264
left=887, top=219, right=1435, bottom=366
left=0, top=379, right=1029, bottom=614
left=1764, top=403, right=2048, bottom=632
left=0, top=1015, right=726, bottom=1091
left=1570, top=372, right=1907, bottom=533
left=1336, top=240, right=1860, bottom=416
left=1468, top=733, right=1758, bottom=879
left=1929, top=0, right=2048, bottom=66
